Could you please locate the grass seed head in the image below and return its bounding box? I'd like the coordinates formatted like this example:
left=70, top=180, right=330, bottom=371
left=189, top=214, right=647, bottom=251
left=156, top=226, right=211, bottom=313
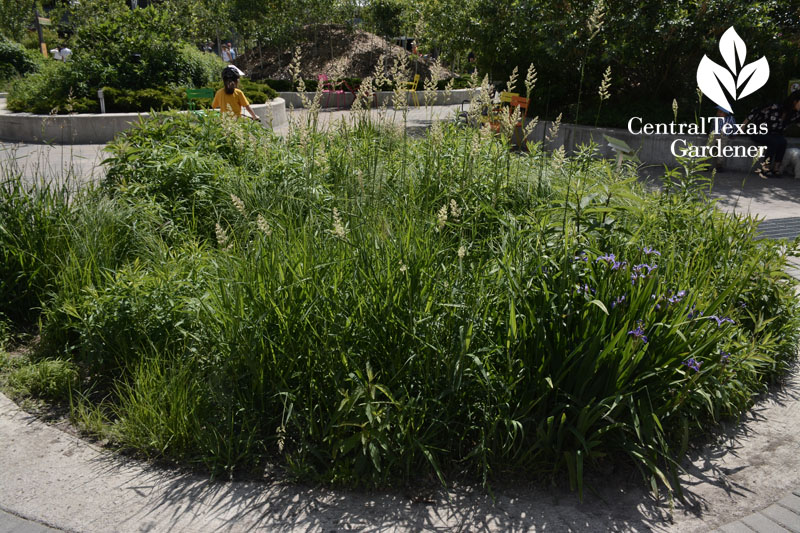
left=231, top=194, right=246, bottom=216
left=598, top=66, right=611, bottom=101
left=331, top=207, right=347, bottom=239
left=525, top=63, right=538, bottom=98
left=547, top=113, right=563, bottom=143
left=436, top=203, right=448, bottom=232
left=256, top=214, right=272, bottom=236
left=449, top=199, right=461, bottom=221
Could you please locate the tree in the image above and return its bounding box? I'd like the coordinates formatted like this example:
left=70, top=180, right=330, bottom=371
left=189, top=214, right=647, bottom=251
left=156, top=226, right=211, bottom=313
left=0, top=0, right=36, bottom=41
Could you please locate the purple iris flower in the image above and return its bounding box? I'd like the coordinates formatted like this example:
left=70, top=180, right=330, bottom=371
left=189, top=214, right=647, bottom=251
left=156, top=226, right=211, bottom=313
left=627, top=321, right=648, bottom=343
left=687, top=305, right=703, bottom=319
left=709, top=315, right=735, bottom=327
left=642, top=246, right=661, bottom=256
left=630, top=264, right=656, bottom=284
left=596, top=253, right=616, bottom=263
left=667, top=290, right=687, bottom=304
left=683, top=358, right=702, bottom=372
left=611, top=295, right=626, bottom=309
left=633, top=264, right=657, bottom=274
left=577, top=283, right=596, bottom=295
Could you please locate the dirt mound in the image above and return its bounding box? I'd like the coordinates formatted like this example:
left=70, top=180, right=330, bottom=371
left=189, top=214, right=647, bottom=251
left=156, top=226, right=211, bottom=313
left=237, top=25, right=451, bottom=83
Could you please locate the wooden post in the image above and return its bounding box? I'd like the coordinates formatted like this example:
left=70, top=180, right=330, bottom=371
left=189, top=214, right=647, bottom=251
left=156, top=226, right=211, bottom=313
left=33, top=3, right=46, bottom=58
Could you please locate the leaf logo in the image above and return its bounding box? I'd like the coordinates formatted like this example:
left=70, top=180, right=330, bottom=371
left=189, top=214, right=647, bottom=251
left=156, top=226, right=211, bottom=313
left=696, top=27, right=769, bottom=113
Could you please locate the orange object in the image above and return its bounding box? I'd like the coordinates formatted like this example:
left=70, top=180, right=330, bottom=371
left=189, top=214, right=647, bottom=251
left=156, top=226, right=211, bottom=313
left=489, top=93, right=530, bottom=143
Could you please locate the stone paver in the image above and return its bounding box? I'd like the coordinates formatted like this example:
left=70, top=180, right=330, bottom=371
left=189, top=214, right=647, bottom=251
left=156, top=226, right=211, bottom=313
left=786, top=493, right=800, bottom=508
left=717, top=522, right=758, bottom=533
left=741, top=513, right=792, bottom=533
left=761, top=505, right=800, bottom=532
left=757, top=217, right=800, bottom=241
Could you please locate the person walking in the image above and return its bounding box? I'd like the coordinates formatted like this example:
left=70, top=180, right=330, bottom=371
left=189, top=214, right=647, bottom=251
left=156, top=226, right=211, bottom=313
left=221, top=44, right=232, bottom=63
left=743, top=90, right=800, bottom=177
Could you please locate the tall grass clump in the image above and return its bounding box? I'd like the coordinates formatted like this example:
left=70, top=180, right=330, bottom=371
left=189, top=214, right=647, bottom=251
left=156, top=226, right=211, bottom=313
left=2, top=110, right=797, bottom=496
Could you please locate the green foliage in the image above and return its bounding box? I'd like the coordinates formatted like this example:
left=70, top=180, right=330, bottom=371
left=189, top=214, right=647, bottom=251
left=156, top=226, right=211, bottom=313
left=3, top=111, right=798, bottom=494
left=6, top=47, right=226, bottom=113
left=0, top=0, right=34, bottom=41
left=5, top=4, right=226, bottom=113
left=67, top=13, right=224, bottom=93
left=7, top=358, right=78, bottom=401
left=0, top=171, right=73, bottom=324
left=362, top=0, right=406, bottom=38
left=0, top=314, right=9, bottom=352
left=231, top=78, right=279, bottom=103
left=5, top=60, right=94, bottom=113
left=18, top=26, right=60, bottom=52
left=102, top=86, right=183, bottom=113
left=416, top=0, right=799, bottom=123
left=0, top=36, right=41, bottom=83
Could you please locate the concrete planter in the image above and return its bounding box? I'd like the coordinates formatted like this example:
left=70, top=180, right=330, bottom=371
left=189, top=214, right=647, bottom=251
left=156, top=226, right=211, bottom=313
left=278, top=88, right=478, bottom=109
left=0, top=98, right=287, bottom=144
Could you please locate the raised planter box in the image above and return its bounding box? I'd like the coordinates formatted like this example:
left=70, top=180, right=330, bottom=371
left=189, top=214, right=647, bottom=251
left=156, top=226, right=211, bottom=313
left=0, top=98, right=287, bottom=144
left=278, top=88, right=478, bottom=109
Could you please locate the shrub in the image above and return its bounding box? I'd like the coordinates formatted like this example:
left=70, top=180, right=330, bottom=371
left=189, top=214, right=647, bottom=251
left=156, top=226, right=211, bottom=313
left=68, top=6, right=209, bottom=91
left=102, top=86, right=183, bottom=113
left=180, top=44, right=225, bottom=88
left=5, top=60, right=89, bottom=114
left=5, top=6, right=227, bottom=113
left=0, top=37, right=40, bottom=82
left=6, top=69, right=273, bottom=114
left=234, top=78, right=278, bottom=103
left=41, top=245, right=209, bottom=377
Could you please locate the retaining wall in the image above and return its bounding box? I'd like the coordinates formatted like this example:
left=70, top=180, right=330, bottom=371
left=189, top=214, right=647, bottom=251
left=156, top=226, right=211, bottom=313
left=0, top=98, right=287, bottom=144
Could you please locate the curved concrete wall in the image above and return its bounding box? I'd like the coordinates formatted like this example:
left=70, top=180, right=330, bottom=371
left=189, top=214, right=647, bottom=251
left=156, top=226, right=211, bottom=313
left=278, top=88, right=479, bottom=109
left=0, top=98, right=287, bottom=144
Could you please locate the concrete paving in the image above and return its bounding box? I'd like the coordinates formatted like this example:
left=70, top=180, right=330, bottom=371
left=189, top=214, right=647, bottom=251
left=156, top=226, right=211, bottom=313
left=0, top=509, right=61, bottom=533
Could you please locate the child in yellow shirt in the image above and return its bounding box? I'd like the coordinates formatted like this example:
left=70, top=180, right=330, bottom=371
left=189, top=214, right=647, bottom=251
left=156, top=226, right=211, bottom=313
left=213, top=66, right=258, bottom=120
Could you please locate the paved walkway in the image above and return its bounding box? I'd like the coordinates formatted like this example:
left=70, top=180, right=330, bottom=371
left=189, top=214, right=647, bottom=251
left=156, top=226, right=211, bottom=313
left=0, top=509, right=60, bottom=533
left=1, top=101, right=800, bottom=532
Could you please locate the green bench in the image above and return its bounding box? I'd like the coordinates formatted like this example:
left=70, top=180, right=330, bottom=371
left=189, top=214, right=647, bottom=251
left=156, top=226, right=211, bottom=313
left=186, top=88, right=215, bottom=112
